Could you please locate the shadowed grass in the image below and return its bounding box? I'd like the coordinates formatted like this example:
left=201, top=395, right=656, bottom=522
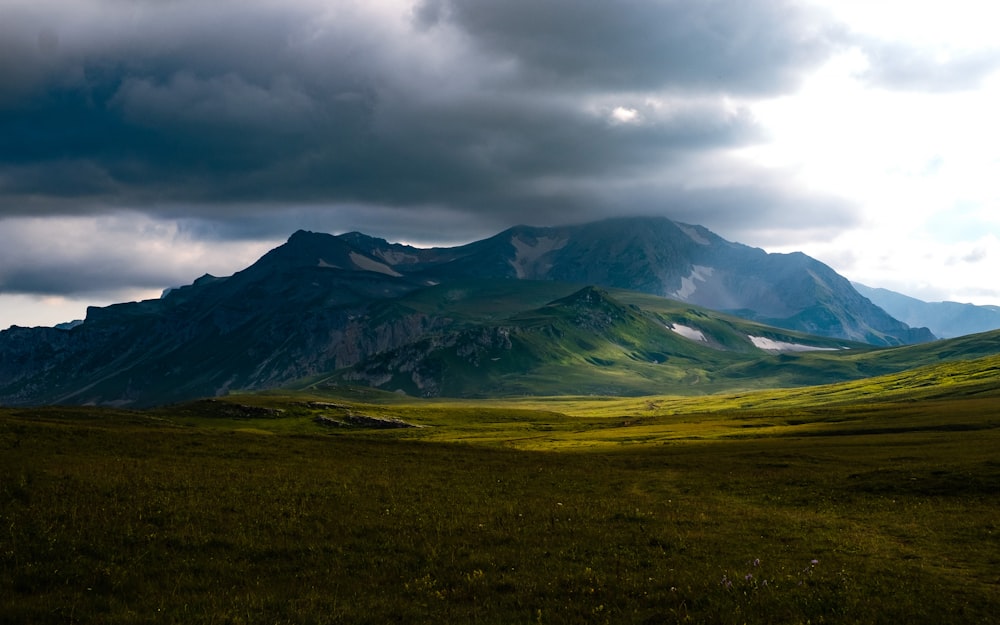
left=2, top=355, right=999, bottom=623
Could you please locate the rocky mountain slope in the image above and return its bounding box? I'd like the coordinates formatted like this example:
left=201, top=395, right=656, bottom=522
left=340, top=217, right=933, bottom=344
left=0, top=216, right=940, bottom=406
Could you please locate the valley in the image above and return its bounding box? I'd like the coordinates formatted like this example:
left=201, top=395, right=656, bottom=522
left=2, top=355, right=999, bottom=624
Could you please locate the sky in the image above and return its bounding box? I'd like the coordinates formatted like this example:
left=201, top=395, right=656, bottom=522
left=2, top=0, right=1000, bottom=329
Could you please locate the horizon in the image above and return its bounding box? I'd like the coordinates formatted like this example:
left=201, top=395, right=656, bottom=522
left=2, top=0, right=999, bottom=328
left=2, top=215, right=994, bottom=331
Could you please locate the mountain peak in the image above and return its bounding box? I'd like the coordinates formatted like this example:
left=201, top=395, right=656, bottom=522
left=542, top=286, right=633, bottom=331
left=250, top=230, right=350, bottom=271
left=552, top=285, right=614, bottom=307
left=338, top=231, right=386, bottom=246
left=287, top=229, right=323, bottom=242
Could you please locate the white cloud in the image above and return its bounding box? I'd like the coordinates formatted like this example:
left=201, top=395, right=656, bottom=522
left=738, top=7, right=1000, bottom=306
left=817, top=0, right=1000, bottom=48
left=610, top=106, right=639, bottom=124
left=768, top=227, right=1000, bottom=306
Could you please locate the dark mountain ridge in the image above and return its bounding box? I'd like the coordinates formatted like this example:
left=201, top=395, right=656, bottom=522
left=0, top=216, right=939, bottom=406
left=345, top=217, right=933, bottom=344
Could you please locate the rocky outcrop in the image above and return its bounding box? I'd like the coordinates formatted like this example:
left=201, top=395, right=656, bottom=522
left=313, top=414, right=419, bottom=429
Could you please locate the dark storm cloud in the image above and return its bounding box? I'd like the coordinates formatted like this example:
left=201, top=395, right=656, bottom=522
left=0, top=218, right=184, bottom=295
left=416, top=0, right=842, bottom=94
left=0, top=212, right=278, bottom=299
left=0, top=0, right=383, bottom=214
left=0, top=257, right=166, bottom=296
left=0, top=0, right=867, bottom=303
left=647, top=185, right=859, bottom=244
left=0, top=0, right=847, bottom=227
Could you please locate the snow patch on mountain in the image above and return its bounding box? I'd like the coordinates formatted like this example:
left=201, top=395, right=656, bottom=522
left=509, top=234, right=567, bottom=279
left=673, top=265, right=714, bottom=300
left=374, top=249, right=420, bottom=266
left=668, top=323, right=707, bottom=342
left=748, top=336, right=841, bottom=353
left=348, top=252, right=402, bottom=277
left=317, top=259, right=340, bottom=269
left=677, top=223, right=710, bottom=245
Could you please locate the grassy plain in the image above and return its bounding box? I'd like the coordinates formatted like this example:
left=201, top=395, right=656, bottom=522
left=2, top=356, right=1000, bottom=623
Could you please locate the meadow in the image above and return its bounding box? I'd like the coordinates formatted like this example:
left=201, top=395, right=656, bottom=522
left=2, top=358, right=999, bottom=624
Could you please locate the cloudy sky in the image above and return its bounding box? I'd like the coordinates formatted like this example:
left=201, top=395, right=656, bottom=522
left=2, top=0, right=1000, bottom=329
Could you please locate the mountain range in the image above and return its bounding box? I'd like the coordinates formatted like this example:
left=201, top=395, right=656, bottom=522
left=0, top=216, right=968, bottom=407
left=853, top=283, right=1000, bottom=339
left=336, top=218, right=934, bottom=345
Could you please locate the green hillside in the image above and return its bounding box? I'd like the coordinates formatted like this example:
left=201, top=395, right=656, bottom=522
left=296, top=281, right=1000, bottom=399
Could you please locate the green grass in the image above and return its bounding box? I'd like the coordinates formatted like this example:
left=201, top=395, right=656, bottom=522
left=3, top=357, right=1000, bottom=623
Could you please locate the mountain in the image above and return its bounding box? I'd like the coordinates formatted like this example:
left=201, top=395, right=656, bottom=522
left=0, top=216, right=943, bottom=406
left=353, top=217, right=934, bottom=345
left=853, top=283, right=1000, bottom=339
left=0, top=234, right=440, bottom=406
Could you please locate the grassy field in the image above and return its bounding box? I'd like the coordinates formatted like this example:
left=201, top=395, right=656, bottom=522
left=2, top=359, right=1000, bottom=623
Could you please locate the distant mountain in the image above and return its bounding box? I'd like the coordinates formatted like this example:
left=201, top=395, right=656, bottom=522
left=0, top=216, right=942, bottom=406
left=853, top=283, right=1000, bottom=339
